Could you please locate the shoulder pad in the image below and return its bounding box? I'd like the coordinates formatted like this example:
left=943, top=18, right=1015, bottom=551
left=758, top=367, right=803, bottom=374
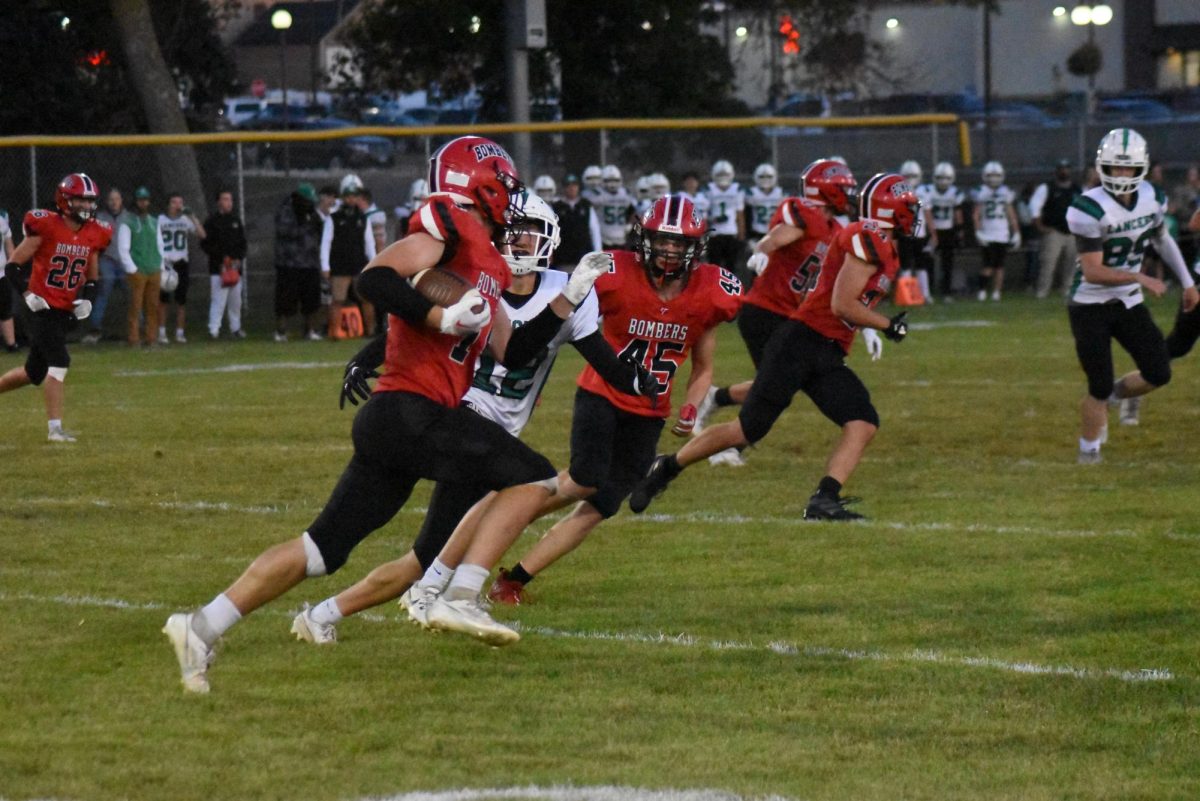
left=1071, top=195, right=1105, bottom=221
left=845, top=223, right=886, bottom=266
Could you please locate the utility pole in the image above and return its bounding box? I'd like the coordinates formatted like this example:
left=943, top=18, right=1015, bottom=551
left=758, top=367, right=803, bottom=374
left=505, top=0, right=546, bottom=178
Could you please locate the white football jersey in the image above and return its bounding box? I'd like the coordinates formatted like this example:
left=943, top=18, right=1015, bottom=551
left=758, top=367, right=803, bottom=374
left=745, top=186, right=783, bottom=236
left=158, top=214, right=196, bottom=262
left=1066, top=182, right=1168, bottom=308
left=463, top=270, right=600, bottom=436
left=705, top=182, right=745, bottom=236
left=924, top=184, right=964, bottom=231
left=635, top=197, right=654, bottom=219
left=972, top=185, right=1015, bottom=244
left=682, top=191, right=710, bottom=219
left=581, top=187, right=602, bottom=205
left=0, top=210, right=10, bottom=242
left=593, top=187, right=634, bottom=247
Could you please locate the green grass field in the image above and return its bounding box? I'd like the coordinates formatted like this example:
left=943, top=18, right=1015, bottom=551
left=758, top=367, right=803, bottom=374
left=2, top=295, right=1198, bottom=801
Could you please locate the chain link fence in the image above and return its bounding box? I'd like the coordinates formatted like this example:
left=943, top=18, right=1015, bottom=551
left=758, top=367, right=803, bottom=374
left=2, top=116, right=1197, bottom=337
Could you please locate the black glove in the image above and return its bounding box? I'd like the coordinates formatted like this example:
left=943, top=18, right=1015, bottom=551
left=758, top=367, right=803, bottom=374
left=339, top=361, right=380, bottom=409
left=882, top=311, right=908, bottom=343
left=5, top=262, right=27, bottom=293
left=626, top=356, right=664, bottom=404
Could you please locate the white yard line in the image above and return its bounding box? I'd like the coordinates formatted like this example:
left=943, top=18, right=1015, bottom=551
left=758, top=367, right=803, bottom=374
left=114, top=361, right=343, bottom=377
left=908, top=320, right=997, bottom=330
left=356, top=787, right=795, bottom=801
left=0, top=592, right=1176, bottom=684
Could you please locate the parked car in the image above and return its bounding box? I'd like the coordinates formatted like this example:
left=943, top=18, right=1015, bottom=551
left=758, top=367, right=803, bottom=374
left=964, top=102, right=1060, bottom=129
left=245, top=117, right=395, bottom=171
left=218, top=96, right=266, bottom=129
left=1093, top=98, right=1174, bottom=124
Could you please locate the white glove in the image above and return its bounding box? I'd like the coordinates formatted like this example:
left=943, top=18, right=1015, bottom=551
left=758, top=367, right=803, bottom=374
left=1009, top=231, right=1022, bottom=249
left=564, top=251, right=613, bottom=306
left=861, top=328, right=884, bottom=361
left=747, top=252, right=769, bottom=275
left=72, top=299, right=92, bottom=320
left=438, top=289, right=491, bottom=336
left=25, top=292, right=50, bottom=312
left=124, top=263, right=137, bottom=275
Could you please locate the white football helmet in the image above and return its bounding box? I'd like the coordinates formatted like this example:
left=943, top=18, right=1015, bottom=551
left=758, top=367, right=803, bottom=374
left=1096, top=128, right=1149, bottom=195
left=504, top=190, right=561, bottom=275
left=339, top=173, right=364, bottom=195
left=582, top=165, right=602, bottom=191
left=982, top=161, right=1005, bottom=188
left=601, top=164, right=623, bottom=192
left=634, top=175, right=651, bottom=201
left=160, top=265, right=180, bottom=293
left=712, top=160, right=735, bottom=189
left=649, top=172, right=670, bottom=199
left=408, top=178, right=429, bottom=207
left=533, top=174, right=556, bottom=201
left=933, top=162, right=955, bottom=190
left=753, top=163, right=777, bottom=191
left=900, top=160, right=923, bottom=187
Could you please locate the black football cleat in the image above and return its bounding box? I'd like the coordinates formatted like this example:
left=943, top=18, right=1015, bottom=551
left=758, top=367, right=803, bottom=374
left=802, top=493, right=865, bottom=521
left=628, top=455, right=680, bottom=514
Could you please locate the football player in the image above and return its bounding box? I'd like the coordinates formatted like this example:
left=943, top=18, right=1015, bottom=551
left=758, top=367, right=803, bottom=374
left=648, top=172, right=671, bottom=201
left=972, top=161, right=1020, bottom=301
left=927, top=162, right=965, bottom=300
left=533, top=174, right=557, bottom=202
left=1064, top=129, right=1196, bottom=462
left=290, top=191, right=660, bottom=643
left=897, top=160, right=938, bottom=303
left=392, top=178, right=429, bottom=236
left=0, top=174, right=111, bottom=442
left=0, top=206, right=17, bottom=352
left=594, top=165, right=635, bottom=249
left=695, top=159, right=872, bottom=468
left=481, top=194, right=742, bottom=604
left=705, top=160, right=746, bottom=275
left=745, top=163, right=783, bottom=247
left=162, top=137, right=613, bottom=692
left=634, top=174, right=653, bottom=218
left=581, top=164, right=603, bottom=201
left=630, top=174, right=918, bottom=521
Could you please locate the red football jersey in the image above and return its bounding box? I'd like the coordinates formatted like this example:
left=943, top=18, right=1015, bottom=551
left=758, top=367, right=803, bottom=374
left=375, top=196, right=512, bottom=407
left=744, top=198, right=839, bottom=317
left=23, top=210, right=112, bottom=311
left=577, top=251, right=742, bottom=418
left=793, top=221, right=899, bottom=354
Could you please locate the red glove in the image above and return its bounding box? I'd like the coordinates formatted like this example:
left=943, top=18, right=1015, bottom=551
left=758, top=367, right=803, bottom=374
left=671, top=403, right=698, bottom=437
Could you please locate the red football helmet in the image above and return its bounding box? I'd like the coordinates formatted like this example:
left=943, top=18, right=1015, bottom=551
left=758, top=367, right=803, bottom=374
left=56, top=173, right=99, bottom=222
left=427, top=135, right=522, bottom=228
left=635, top=194, right=707, bottom=283
left=800, top=159, right=858, bottom=215
left=858, top=173, right=922, bottom=237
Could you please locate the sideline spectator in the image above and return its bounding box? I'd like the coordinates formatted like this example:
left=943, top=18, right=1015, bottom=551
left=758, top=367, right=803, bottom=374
left=1030, top=159, right=1082, bottom=299
left=320, top=180, right=376, bottom=336
left=393, top=179, right=429, bottom=237
left=120, top=187, right=165, bottom=347
left=83, top=188, right=128, bottom=343
left=273, top=183, right=325, bottom=342
left=0, top=206, right=16, bottom=351
left=1172, top=165, right=1200, bottom=268
left=157, top=192, right=205, bottom=344
left=1016, top=183, right=1041, bottom=290
left=317, top=186, right=338, bottom=220
left=551, top=174, right=600, bottom=271
left=202, top=189, right=248, bottom=339
left=360, top=187, right=387, bottom=253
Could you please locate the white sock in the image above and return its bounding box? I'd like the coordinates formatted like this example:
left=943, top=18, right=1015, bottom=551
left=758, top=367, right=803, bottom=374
left=917, top=270, right=931, bottom=300
left=48, top=419, right=62, bottom=433
left=310, top=597, right=343, bottom=626
left=158, top=326, right=166, bottom=337
left=175, top=328, right=185, bottom=339
left=417, top=557, right=455, bottom=591
left=192, top=593, right=242, bottom=646
left=1079, top=436, right=1102, bottom=453
left=443, top=563, right=489, bottom=601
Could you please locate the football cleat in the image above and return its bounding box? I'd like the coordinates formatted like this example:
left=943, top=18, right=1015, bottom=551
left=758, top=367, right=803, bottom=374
left=156, top=331, right=169, bottom=345
left=708, top=447, right=746, bottom=467
left=693, top=386, right=719, bottom=433
left=628, top=455, right=681, bottom=514
left=803, top=493, right=865, bottom=521
left=1119, top=396, right=1141, bottom=426
left=291, top=603, right=337, bottom=645
left=273, top=331, right=288, bottom=342
left=399, top=584, right=440, bottom=629
left=487, top=568, right=527, bottom=606
left=162, top=612, right=215, bottom=694
left=1077, top=449, right=1103, bottom=465
left=47, top=429, right=77, bottom=443
left=426, top=595, right=520, bottom=646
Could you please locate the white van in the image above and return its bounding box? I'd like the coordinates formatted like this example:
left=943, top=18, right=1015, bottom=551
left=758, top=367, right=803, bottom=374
left=219, top=97, right=267, bottom=128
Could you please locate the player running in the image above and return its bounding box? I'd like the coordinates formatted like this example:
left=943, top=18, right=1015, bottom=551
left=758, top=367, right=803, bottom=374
left=0, top=174, right=111, bottom=442
left=629, top=173, right=919, bottom=521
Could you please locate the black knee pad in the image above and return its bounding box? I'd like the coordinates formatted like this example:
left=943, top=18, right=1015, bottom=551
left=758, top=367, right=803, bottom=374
left=1142, top=362, right=1171, bottom=389
left=25, top=356, right=48, bottom=386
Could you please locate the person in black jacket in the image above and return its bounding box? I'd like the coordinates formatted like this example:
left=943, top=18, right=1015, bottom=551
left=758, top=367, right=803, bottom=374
left=551, top=174, right=600, bottom=271
left=202, top=190, right=248, bottom=338
left=273, top=183, right=325, bottom=341
left=1031, top=159, right=1082, bottom=299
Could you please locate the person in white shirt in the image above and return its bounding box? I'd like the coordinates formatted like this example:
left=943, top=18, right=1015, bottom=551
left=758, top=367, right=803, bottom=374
left=0, top=208, right=16, bottom=352
left=971, top=161, right=1019, bottom=301
left=156, top=192, right=205, bottom=343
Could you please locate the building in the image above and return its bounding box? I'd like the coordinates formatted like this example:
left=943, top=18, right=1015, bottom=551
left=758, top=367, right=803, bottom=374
left=225, top=1, right=362, bottom=97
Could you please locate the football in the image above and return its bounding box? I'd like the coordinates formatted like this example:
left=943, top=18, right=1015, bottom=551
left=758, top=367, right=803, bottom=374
left=410, top=268, right=485, bottom=313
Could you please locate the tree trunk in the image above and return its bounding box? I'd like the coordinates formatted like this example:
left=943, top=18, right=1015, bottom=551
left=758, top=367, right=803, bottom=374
left=109, top=0, right=209, bottom=219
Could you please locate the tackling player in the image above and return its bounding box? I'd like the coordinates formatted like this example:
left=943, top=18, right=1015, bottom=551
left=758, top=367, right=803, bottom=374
left=162, top=137, right=611, bottom=692
left=1065, top=128, right=1197, bottom=462
left=0, top=174, right=111, bottom=442
left=629, top=174, right=918, bottom=521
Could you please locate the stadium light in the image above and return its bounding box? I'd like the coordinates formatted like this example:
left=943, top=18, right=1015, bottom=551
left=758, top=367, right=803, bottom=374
left=271, top=7, right=294, bottom=172
left=735, top=25, right=748, bottom=38
left=886, top=18, right=899, bottom=29
left=1052, top=6, right=1067, bottom=17
left=641, top=20, right=652, bottom=31
left=469, top=15, right=481, bottom=34
left=1090, top=5, right=1113, bottom=25
left=1070, top=5, right=1092, bottom=25
left=270, top=9, right=293, bottom=30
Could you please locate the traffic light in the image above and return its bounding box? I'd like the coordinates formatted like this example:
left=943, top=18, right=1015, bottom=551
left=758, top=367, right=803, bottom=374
left=778, top=14, right=801, bottom=55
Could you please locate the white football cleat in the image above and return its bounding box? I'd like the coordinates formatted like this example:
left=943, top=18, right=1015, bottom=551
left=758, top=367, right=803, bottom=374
left=291, top=603, right=337, bottom=645
left=273, top=331, right=288, bottom=343
left=162, top=612, right=214, bottom=694
left=693, top=386, right=719, bottom=433
left=426, top=595, right=519, bottom=646
left=1077, top=449, right=1102, bottom=465
left=47, top=429, right=77, bottom=443
left=1119, top=396, right=1141, bottom=426
left=708, top=447, right=746, bottom=467
left=399, top=584, right=440, bottom=629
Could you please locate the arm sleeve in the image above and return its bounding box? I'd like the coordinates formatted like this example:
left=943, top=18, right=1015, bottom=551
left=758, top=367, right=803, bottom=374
left=1028, top=184, right=1048, bottom=219
left=319, top=217, right=333, bottom=272
left=1153, top=226, right=1194, bottom=289
left=350, top=331, right=389, bottom=372
left=156, top=222, right=166, bottom=260
left=500, top=305, right=567, bottom=369
left=118, top=225, right=136, bottom=273
left=571, top=331, right=640, bottom=396
left=588, top=208, right=602, bottom=251
left=354, top=267, right=434, bottom=325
